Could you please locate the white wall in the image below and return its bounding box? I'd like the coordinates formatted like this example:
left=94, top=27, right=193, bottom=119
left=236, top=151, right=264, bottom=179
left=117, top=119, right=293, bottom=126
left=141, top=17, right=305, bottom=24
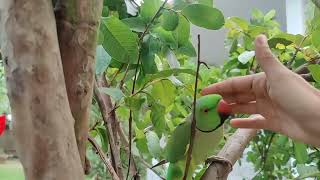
left=191, top=0, right=287, bottom=65
left=286, top=0, right=308, bottom=35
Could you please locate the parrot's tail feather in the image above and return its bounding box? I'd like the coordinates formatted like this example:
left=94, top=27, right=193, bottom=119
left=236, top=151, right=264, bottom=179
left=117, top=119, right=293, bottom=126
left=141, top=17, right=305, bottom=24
left=166, top=162, right=195, bottom=180
left=166, top=163, right=183, bottom=180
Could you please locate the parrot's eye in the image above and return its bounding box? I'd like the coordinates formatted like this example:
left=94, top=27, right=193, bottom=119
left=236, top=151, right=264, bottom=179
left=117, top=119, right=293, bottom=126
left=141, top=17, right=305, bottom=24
left=203, top=109, right=209, bottom=113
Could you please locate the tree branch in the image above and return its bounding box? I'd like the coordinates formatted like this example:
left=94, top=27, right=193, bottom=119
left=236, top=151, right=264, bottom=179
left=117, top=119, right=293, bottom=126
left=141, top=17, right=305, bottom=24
left=117, top=123, right=165, bottom=180
left=88, top=136, right=120, bottom=180
left=202, top=128, right=258, bottom=179
left=183, top=34, right=201, bottom=180
left=95, top=76, right=124, bottom=180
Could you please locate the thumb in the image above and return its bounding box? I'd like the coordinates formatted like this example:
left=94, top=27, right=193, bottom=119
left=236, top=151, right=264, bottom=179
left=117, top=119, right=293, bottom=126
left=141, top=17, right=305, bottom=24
left=255, top=35, right=288, bottom=76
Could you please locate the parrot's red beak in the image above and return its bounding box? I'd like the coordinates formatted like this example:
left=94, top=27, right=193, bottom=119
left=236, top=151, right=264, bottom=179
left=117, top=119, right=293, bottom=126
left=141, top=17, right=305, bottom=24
left=217, top=99, right=232, bottom=115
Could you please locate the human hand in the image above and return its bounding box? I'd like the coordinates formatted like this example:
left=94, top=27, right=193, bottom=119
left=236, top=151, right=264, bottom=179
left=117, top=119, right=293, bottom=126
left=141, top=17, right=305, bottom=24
left=202, top=35, right=320, bottom=146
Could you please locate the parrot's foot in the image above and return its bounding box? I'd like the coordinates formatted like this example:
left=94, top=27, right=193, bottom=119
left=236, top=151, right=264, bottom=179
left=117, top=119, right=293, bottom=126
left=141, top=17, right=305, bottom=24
left=205, top=156, right=233, bottom=172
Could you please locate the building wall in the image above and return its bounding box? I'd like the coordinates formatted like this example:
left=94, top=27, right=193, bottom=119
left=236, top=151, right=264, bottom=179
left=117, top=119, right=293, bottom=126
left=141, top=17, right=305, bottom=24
left=190, top=0, right=287, bottom=65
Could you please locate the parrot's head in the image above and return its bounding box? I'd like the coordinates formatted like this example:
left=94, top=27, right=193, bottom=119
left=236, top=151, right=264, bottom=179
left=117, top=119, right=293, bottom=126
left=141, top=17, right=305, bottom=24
left=195, top=94, right=231, bottom=132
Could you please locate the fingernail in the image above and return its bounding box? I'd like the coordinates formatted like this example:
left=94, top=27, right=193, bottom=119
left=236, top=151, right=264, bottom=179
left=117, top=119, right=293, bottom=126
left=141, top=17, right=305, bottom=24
left=256, top=35, right=267, bottom=46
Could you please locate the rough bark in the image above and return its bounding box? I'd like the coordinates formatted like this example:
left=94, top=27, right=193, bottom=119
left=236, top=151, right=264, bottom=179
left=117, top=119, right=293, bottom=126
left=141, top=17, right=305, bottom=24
left=54, top=0, right=102, bottom=171
left=201, top=129, right=258, bottom=180
left=0, top=0, right=84, bottom=179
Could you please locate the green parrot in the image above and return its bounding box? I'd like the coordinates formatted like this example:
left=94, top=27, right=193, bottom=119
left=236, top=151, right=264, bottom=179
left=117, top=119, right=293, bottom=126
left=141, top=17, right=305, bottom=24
left=165, top=94, right=231, bottom=180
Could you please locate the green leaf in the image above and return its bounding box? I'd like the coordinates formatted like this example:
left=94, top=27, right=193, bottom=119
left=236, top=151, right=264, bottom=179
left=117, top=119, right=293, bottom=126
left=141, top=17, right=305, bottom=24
left=135, top=127, right=145, bottom=139
left=182, top=4, right=225, bottom=30
left=226, top=17, right=249, bottom=31
left=136, top=137, right=149, bottom=154
left=297, top=164, right=320, bottom=179
left=99, top=87, right=125, bottom=101
left=308, top=64, right=320, bottom=82
left=151, top=27, right=177, bottom=49
left=95, top=45, right=111, bottom=75
left=229, top=39, right=238, bottom=54
left=101, top=17, right=139, bottom=64
left=141, top=50, right=158, bottom=74
left=150, top=101, right=166, bottom=136
left=125, top=96, right=146, bottom=112
left=148, top=37, right=162, bottom=54
left=173, top=15, right=190, bottom=46
left=238, top=51, right=255, bottom=64
left=177, top=41, right=197, bottom=57
left=146, top=131, right=161, bottom=158
left=96, top=126, right=109, bottom=152
left=145, top=68, right=198, bottom=83
left=162, top=10, right=179, bottom=31
left=247, top=25, right=268, bottom=37
left=122, top=17, right=146, bottom=32
left=294, top=141, right=308, bottom=164
left=172, top=0, right=189, bottom=10
left=151, top=80, right=176, bottom=106
left=251, top=8, right=264, bottom=20
left=264, top=9, right=276, bottom=21
left=268, top=38, right=293, bottom=48
left=102, top=6, right=109, bottom=17
left=140, top=0, right=161, bottom=23
left=312, top=30, right=320, bottom=49
left=197, top=0, right=213, bottom=7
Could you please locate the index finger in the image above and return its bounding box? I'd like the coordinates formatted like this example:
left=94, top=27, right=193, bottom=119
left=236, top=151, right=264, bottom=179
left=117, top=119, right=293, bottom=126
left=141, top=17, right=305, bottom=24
left=201, top=75, right=255, bottom=96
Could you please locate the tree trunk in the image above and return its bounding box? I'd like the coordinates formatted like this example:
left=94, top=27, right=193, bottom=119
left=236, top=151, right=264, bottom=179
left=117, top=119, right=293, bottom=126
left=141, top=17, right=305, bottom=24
left=54, top=0, right=102, bottom=172
left=0, top=0, right=84, bottom=179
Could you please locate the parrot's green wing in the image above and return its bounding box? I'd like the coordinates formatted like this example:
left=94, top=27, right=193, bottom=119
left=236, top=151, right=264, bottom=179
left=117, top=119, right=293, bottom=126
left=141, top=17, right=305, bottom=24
left=165, top=119, right=191, bottom=163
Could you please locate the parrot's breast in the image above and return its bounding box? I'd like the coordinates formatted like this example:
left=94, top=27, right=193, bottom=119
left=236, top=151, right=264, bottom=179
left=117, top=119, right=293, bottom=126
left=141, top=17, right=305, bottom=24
left=191, top=125, right=223, bottom=164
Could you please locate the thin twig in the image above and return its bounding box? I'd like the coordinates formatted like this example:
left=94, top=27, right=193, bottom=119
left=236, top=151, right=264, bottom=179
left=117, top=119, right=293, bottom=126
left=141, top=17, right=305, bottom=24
left=138, top=0, right=168, bottom=44
left=88, top=136, right=120, bottom=180
left=261, top=133, right=275, bottom=170
left=110, top=64, right=125, bottom=85
left=117, top=122, right=165, bottom=180
left=126, top=1, right=168, bottom=179
left=126, top=112, right=134, bottom=180
left=183, top=34, right=201, bottom=180
left=287, top=35, right=309, bottom=69
left=139, top=160, right=166, bottom=180
left=89, top=121, right=100, bottom=131
left=119, top=64, right=131, bottom=90
left=95, top=78, right=124, bottom=179
left=200, top=61, right=210, bottom=69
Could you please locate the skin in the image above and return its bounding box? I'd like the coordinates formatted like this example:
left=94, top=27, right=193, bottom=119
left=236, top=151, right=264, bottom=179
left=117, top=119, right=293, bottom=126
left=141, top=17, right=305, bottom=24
left=202, top=34, right=320, bottom=147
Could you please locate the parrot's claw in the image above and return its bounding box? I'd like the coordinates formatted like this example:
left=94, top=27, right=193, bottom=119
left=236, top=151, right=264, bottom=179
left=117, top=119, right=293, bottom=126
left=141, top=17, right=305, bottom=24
left=205, top=156, right=233, bottom=172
